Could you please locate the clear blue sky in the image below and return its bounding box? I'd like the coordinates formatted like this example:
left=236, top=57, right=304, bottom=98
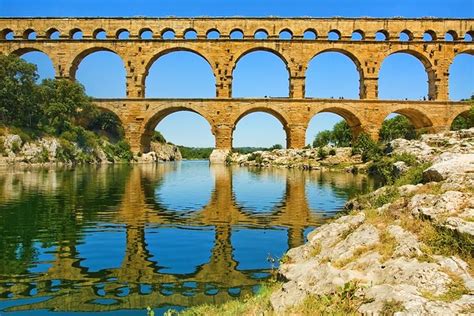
left=4, top=0, right=474, bottom=147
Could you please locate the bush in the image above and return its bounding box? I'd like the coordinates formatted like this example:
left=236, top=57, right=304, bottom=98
left=106, top=140, right=133, bottom=161
left=268, top=144, right=283, bottom=150
left=352, top=133, right=382, bottom=162
left=379, top=115, right=417, bottom=143
left=248, top=152, right=263, bottom=164
left=57, top=139, right=76, bottom=162
left=329, top=148, right=336, bottom=156
left=11, top=140, right=21, bottom=154
left=151, top=130, right=166, bottom=143
left=317, top=147, right=327, bottom=159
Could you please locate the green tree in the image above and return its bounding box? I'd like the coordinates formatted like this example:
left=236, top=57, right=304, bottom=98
left=37, top=79, right=96, bottom=135
left=0, top=54, right=41, bottom=127
left=451, top=105, right=474, bottom=131
left=352, top=133, right=382, bottom=162
left=379, top=115, right=417, bottom=143
left=331, top=121, right=352, bottom=147
left=313, top=130, right=332, bottom=147
left=151, top=130, right=166, bottom=143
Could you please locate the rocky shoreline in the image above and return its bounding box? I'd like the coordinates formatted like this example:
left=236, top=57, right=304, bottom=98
left=0, top=132, right=182, bottom=166
left=181, top=129, right=474, bottom=315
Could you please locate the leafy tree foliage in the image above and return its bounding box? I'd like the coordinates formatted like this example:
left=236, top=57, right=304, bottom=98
left=0, top=54, right=125, bottom=150
left=151, top=130, right=166, bottom=143
left=451, top=104, right=474, bottom=131
left=379, top=115, right=416, bottom=143
left=313, top=121, right=352, bottom=148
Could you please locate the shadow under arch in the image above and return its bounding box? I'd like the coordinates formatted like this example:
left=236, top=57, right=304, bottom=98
left=142, top=48, right=216, bottom=91
left=306, top=48, right=364, bottom=98
left=141, top=107, right=215, bottom=153
left=382, top=107, right=434, bottom=131
left=309, top=106, right=364, bottom=139
left=69, top=47, right=126, bottom=79
left=380, top=49, right=435, bottom=99
left=232, top=107, right=290, bottom=147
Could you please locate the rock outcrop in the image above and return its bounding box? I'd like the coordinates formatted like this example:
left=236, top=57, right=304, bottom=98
left=228, top=147, right=364, bottom=170
left=270, top=129, right=474, bottom=315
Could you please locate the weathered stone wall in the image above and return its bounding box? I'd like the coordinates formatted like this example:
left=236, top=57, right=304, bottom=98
left=0, top=17, right=472, bottom=155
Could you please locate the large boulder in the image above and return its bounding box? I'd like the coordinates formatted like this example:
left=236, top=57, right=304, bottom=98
left=423, top=153, right=474, bottom=182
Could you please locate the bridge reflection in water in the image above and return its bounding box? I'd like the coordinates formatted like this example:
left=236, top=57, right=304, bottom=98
left=0, top=163, right=375, bottom=313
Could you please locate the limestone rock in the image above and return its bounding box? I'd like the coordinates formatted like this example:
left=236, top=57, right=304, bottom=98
left=423, top=153, right=474, bottom=182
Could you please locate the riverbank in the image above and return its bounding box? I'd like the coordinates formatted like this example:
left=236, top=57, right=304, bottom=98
left=0, top=129, right=181, bottom=166
left=176, top=128, right=474, bottom=315
left=227, top=146, right=367, bottom=172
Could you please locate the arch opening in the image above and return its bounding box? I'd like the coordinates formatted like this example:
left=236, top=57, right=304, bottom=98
left=70, top=28, right=83, bottom=39
left=303, top=29, right=317, bottom=40
left=399, top=30, right=413, bottom=42
left=161, top=29, right=175, bottom=40
left=184, top=29, right=197, bottom=39
left=254, top=30, right=268, bottom=40
left=74, top=50, right=126, bottom=98
left=116, top=29, right=130, bottom=40
left=445, top=30, right=458, bottom=41
left=18, top=50, right=56, bottom=82
left=24, top=29, right=36, bottom=40
left=351, top=30, right=364, bottom=41
left=145, top=50, right=216, bottom=98
left=328, top=30, right=341, bottom=41
left=423, top=30, right=436, bottom=41
left=451, top=109, right=474, bottom=131
left=230, top=29, right=244, bottom=39
left=375, top=30, right=388, bottom=41
left=207, top=29, right=220, bottom=40
left=449, top=53, right=474, bottom=101
left=378, top=111, right=432, bottom=143
left=46, top=28, right=60, bottom=40
left=141, top=108, right=215, bottom=152
left=305, top=51, right=362, bottom=99
left=279, top=29, right=292, bottom=40
left=233, top=111, right=287, bottom=149
left=1, top=29, right=14, bottom=40
left=139, top=28, right=153, bottom=39
left=232, top=50, right=289, bottom=97
left=465, top=31, right=474, bottom=42
left=306, top=110, right=362, bottom=147
left=94, top=29, right=107, bottom=40
left=379, top=52, right=430, bottom=100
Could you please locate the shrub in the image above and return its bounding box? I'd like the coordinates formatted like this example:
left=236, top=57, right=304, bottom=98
left=352, top=133, right=382, bottom=162
left=329, top=148, right=336, bottom=156
left=151, top=130, right=166, bottom=143
left=317, top=147, right=328, bottom=159
left=11, top=140, right=21, bottom=154
left=268, top=144, right=283, bottom=150
left=107, top=140, right=133, bottom=161
left=57, top=139, right=76, bottom=162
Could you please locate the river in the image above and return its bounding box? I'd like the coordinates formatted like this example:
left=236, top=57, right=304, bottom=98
left=0, top=161, right=377, bottom=315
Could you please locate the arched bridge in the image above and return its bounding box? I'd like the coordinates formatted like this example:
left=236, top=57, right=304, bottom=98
left=0, top=17, right=472, bottom=161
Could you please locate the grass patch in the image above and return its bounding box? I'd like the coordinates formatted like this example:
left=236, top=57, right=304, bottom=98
left=381, top=300, right=405, bottom=314
left=422, top=270, right=469, bottom=302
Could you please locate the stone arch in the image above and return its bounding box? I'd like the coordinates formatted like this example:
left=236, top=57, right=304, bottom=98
left=449, top=50, right=474, bottom=100
left=305, top=49, right=364, bottom=98
left=11, top=47, right=56, bottom=79
left=161, top=28, right=175, bottom=39
left=206, top=28, right=220, bottom=39
left=93, top=28, right=107, bottom=39
left=69, top=47, right=125, bottom=79
left=0, top=28, right=14, bottom=39
left=465, top=31, right=474, bottom=42
left=254, top=29, right=269, bottom=39
left=351, top=30, right=365, bottom=40
left=279, top=28, right=293, bottom=40
left=303, top=28, right=317, bottom=40
left=380, top=49, right=435, bottom=100
left=143, top=48, right=216, bottom=97
left=23, top=28, right=36, bottom=40
left=183, top=28, right=198, bottom=39
left=116, top=29, right=130, bottom=39
left=379, top=107, right=434, bottom=131
left=423, top=30, right=437, bottom=41
left=375, top=30, right=389, bottom=41
left=449, top=108, right=474, bottom=130
left=445, top=30, right=459, bottom=41
left=399, top=29, right=413, bottom=41
left=69, top=28, right=83, bottom=39
left=232, top=48, right=290, bottom=97
left=232, top=107, right=290, bottom=147
left=141, top=107, right=215, bottom=152
left=307, top=107, right=364, bottom=141
left=45, top=28, right=60, bottom=39
left=229, top=28, right=244, bottom=39
left=328, top=29, right=341, bottom=40
left=139, top=28, right=153, bottom=39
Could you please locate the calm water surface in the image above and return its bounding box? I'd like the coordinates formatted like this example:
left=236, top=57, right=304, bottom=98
left=0, top=161, right=377, bottom=315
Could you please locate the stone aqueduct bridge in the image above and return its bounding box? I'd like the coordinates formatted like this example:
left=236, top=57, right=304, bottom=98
left=0, top=17, right=473, bottom=160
